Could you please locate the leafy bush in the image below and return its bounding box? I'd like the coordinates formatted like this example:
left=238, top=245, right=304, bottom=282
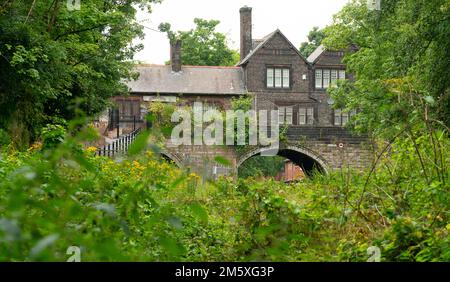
left=0, top=125, right=448, bottom=261
left=40, top=124, right=66, bottom=149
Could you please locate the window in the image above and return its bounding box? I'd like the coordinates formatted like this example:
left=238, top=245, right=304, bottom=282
left=278, top=107, right=284, bottom=124
left=334, top=109, right=357, bottom=126
left=323, top=69, right=330, bottom=88
left=286, top=106, right=293, bottom=124
left=278, top=106, right=293, bottom=124
left=298, top=107, right=314, bottom=125
left=315, top=69, right=322, bottom=89
left=283, top=69, right=290, bottom=87
left=315, top=69, right=346, bottom=89
left=275, top=68, right=282, bottom=87
left=331, top=70, right=338, bottom=87
left=267, top=67, right=290, bottom=88
left=267, top=68, right=274, bottom=88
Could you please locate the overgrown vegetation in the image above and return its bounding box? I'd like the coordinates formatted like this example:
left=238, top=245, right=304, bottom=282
left=0, top=123, right=448, bottom=261
left=0, top=0, right=448, bottom=262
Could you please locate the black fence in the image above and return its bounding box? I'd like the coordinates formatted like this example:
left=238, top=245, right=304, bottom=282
left=95, top=128, right=141, bottom=157
left=108, top=108, right=143, bottom=138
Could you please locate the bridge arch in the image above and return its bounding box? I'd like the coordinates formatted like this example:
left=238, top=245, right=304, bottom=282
left=237, top=145, right=329, bottom=177
left=160, top=150, right=184, bottom=169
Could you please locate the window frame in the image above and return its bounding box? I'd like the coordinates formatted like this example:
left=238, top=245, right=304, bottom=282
left=266, top=66, right=291, bottom=89
left=277, top=105, right=294, bottom=125
left=334, top=109, right=357, bottom=126
left=315, top=68, right=346, bottom=90
left=298, top=107, right=315, bottom=126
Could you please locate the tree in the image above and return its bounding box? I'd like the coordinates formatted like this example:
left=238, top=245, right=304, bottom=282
left=299, top=26, right=326, bottom=57
left=0, top=0, right=159, bottom=147
left=159, top=18, right=239, bottom=66
left=323, top=0, right=450, bottom=137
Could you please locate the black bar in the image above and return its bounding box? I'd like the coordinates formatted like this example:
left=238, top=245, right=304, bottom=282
left=0, top=262, right=447, bottom=281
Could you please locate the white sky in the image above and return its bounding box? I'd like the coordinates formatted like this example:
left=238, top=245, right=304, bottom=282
left=134, top=0, right=350, bottom=64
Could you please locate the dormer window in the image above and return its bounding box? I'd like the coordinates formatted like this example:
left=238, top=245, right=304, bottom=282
left=267, top=67, right=290, bottom=89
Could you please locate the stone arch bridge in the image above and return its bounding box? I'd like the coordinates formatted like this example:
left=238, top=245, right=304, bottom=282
left=160, top=126, right=372, bottom=179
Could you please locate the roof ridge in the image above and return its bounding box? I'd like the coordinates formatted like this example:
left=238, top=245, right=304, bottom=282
left=238, top=29, right=308, bottom=66
left=306, top=45, right=325, bottom=64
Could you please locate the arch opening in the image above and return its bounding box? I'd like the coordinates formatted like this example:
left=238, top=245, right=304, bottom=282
left=237, top=147, right=328, bottom=180
left=160, top=152, right=183, bottom=169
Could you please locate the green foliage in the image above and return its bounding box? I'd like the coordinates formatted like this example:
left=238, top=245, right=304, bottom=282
left=323, top=0, right=450, bottom=135
left=0, top=128, right=448, bottom=261
left=40, top=124, right=66, bottom=149
left=159, top=18, right=239, bottom=66
left=0, top=129, right=10, bottom=147
left=0, top=0, right=159, bottom=146
left=238, top=156, right=285, bottom=179
left=299, top=26, right=325, bottom=58
left=0, top=0, right=448, bottom=263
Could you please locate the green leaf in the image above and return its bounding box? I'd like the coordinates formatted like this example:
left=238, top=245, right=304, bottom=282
left=214, top=155, right=231, bottom=167
left=128, top=130, right=151, bottom=156
left=424, top=96, right=435, bottom=105
left=159, top=236, right=186, bottom=258
left=189, top=203, right=208, bottom=223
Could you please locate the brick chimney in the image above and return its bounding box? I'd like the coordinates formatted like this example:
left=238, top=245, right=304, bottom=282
left=240, top=6, right=252, bottom=61
left=170, top=39, right=182, bottom=72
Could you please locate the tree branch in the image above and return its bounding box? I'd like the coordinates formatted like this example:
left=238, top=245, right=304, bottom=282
left=25, top=0, right=37, bottom=23
left=54, top=23, right=108, bottom=41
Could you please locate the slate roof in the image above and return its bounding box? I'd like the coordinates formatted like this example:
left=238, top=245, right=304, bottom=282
left=126, top=65, right=246, bottom=95
left=306, top=45, right=325, bottom=64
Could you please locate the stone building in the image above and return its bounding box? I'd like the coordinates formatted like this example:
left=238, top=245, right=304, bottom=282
left=104, top=6, right=371, bottom=178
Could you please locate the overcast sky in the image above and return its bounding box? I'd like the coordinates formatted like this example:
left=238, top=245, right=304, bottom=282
left=134, top=0, right=350, bottom=64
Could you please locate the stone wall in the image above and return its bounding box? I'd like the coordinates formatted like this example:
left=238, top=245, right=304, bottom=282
left=163, top=126, right=373, bottom=179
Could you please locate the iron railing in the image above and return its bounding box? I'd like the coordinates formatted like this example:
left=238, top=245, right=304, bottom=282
left=95, top=128, right=141, bottom=157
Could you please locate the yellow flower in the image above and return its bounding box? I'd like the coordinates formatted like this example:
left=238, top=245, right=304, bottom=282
left=188, top=172, right=201, bottom=181
left=86, top=146, right=97, bottom=153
